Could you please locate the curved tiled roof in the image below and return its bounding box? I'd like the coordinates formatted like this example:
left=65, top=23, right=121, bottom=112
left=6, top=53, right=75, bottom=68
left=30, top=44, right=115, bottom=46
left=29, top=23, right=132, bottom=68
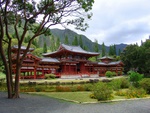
left=12, top=45, right=34, bottom=51
left=43, top=44, right=100, bottom=57
left=98, top=61, right=123, bottom=66
left=40, top=58, right=60, bottom=63
left=99, top=56, right=114, bottom=60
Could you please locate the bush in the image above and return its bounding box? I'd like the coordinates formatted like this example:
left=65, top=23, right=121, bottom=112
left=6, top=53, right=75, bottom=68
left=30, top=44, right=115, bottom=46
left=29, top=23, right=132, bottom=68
left=56, top=86, right=71, bottom=92
left=112, top=72, right=117, bottom=76
left=129, top=71, right=143, bottom=87
left=125, top=88, right=146, bottom=98
left=108, top=78, right=130, bottom=90
left=115, top=90, right=127, bottom=96
left=92, top=82, right=113, bottom=101
left=84, top=84, right=94, bottom=91
left=45, top=74, right=56, bottom=79
left=139, top=78, right=150, bottom=94
left=105, top=71, right=113, bottom=77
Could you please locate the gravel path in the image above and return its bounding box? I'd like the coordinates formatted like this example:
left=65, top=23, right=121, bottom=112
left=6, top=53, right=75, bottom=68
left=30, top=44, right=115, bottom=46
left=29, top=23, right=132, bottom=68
left=0, top=92, right=150, bottom=113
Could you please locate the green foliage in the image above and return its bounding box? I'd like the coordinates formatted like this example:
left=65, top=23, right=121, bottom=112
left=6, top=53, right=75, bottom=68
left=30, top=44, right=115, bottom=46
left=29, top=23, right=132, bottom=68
left=115, top=88, right=147, bottom=98
left=93, top=39, right=99, bottom=52
left=45, top=74, right=56, bottom=79
left=92, top=82, right=113, bottom=101
left=121, top=41, right=150, bottom=75
left=72, top=36, right=78, bottom=46
left=109, top=44, right=116, bottom=56
left=43, top=42, right=47, bottom=53
left=0, top=72, right=5, bottom=79
left=105, top=71, right=116, bottom=77
left=125, top=88, right=146, bottom=98
left=129, top=71, right=143, bottom=87
left=84, top=84, right=94, bottom=91
left=105, top=71, right=113, bottom=77
left=32, top=48, right=43, bottom=57
left=64, top=35, right=69, bottom=44
left=102, top=42, right=106, bottom=57
left=139, top=78, right=150, bottom=94
left=108, top=78, right=130, bottom=90
left=79, top=35, right=83, bottom=49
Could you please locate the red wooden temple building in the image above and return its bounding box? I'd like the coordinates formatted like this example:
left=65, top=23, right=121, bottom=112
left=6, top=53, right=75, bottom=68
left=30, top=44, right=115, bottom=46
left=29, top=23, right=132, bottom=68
left=11, top=44, right=124, bottom=79
left=95, top=56, right=124, bottom=76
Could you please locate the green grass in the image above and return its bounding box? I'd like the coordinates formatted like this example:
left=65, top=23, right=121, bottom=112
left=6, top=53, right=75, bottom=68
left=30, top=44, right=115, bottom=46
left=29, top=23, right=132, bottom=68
left=28, top=90, right=150, bottom=103
left=29, top=92, right=97, bottom=103
left=0, top=72, right=5, bottom=79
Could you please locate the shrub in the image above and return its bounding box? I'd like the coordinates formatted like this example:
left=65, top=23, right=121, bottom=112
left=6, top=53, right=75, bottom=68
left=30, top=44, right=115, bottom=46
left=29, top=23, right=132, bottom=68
left=84, top=84, right=94, bottom=91
left=35, top=86, right=44, bottom=92
left=76, top=85, right=85, bottom=91
left=129, top=71, right=143, bottom=87
left=45, top=74, right=56, bottom=79
left=89, top=93, right=96, bottom=99
left=139, top=78, right=150, bottom=94
left=92, top=82, right=113, bottom=101
left=105, top=71, right=113, bottom=78
left=55, top=86, right=71, bottom=92
left=125, top=88, right=146, bottom=98
left=108, top=78, right=130, bottom=90
left=115, top=90, right=126, bottom=96
left=112, top=72, right=117, bottom=76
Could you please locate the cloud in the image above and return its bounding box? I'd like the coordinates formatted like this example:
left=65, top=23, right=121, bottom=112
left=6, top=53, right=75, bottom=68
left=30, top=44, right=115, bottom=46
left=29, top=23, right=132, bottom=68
left=78, top=0, right=150, bottom=45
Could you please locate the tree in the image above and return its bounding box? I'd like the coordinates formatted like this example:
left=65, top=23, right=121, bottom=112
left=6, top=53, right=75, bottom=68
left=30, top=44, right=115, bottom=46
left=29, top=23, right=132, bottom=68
left=94, top=39, right=99, bottom=52
left=72, top=36, right=78, bottom=46
left=101, top=42, right=106, bottom=57
left=79, top=35, right=83, bottom=48
left=109, top=44, right=116, bottom=56
left=56, top=37, right=60, bottom=50
left=113, top=44, right=117, bottom=56
left=120, top=44, right=139, bottom=73
left=50, top=35, right=55, bottom=51
left=64, top=35, right=69, bottom=45
left=0, top=0, right=94, bottom=98
left=43, top=42, right=47, bottom=53
left=109, top=45, right=113, bottom=56
left=118, top=49, right=121, bottom=56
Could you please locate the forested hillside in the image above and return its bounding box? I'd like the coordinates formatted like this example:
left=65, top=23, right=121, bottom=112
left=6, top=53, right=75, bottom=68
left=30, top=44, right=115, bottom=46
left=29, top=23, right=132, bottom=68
left=38, top=28, right=127, bottom=54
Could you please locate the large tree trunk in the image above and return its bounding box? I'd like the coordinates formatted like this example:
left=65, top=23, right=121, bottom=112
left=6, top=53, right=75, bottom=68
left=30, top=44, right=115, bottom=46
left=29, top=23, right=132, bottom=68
left=0, top=40, right=13, bottom=98
left=13, top=65, right=21, bottom=98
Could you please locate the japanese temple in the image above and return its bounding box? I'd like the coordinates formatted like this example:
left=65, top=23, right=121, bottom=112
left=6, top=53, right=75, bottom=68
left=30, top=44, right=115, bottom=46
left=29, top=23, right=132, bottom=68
left=12, top=44, right=124, bottom=79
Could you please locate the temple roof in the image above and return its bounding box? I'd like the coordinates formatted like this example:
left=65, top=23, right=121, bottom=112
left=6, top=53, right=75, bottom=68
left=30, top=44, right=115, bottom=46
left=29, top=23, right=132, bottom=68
left=98, top=61, right=124, bottom=66
left=12, top=45, right=34, bottom=53
left=40, top=58, right=60, bottom=63
left=98, top=56, right=114, bottom=60
left=43, top=44, right=100, bottom=57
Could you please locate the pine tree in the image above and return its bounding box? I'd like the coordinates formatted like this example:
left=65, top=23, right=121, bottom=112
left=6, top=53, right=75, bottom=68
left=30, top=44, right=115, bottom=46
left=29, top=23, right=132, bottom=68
left=56, top=37, right=60, bottom=50
left=118, top=49, right=121, bottom=56
left=64, top=35, right=69, bottom=44
left=50, top=36, right=55, bottom=51
left=43, top=42, right=47, bottom=53
left=79, top=35, right=83, bottom=48
left=72, top=36, right=78, bottom=46
left=102, top=42, right=106, bottom=57
left=109, top=45, right=113, bottom=56
left=94, top=39, right=99, bottom=52
left=113, top=44, right=117, bottom=55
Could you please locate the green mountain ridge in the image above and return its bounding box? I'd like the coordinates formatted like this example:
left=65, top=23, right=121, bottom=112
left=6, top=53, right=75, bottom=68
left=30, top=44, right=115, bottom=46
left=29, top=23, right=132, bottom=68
left=49, top=28, right=128, bottom=54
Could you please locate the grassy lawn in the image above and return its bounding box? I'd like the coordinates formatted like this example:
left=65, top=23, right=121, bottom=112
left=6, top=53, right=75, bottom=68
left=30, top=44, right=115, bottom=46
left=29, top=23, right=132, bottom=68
left=28, top=92, right=97, bottom=103
left=28, top=91, right=130, bottom=103
left=27, top=90, right=150, bottom=103
left=0, top=72, right=5, bottom=79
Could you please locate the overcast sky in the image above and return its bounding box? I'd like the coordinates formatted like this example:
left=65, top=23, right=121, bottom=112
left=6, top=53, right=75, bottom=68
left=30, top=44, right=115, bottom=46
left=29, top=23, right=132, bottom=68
left=70, top=0, right=150, bottom=46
